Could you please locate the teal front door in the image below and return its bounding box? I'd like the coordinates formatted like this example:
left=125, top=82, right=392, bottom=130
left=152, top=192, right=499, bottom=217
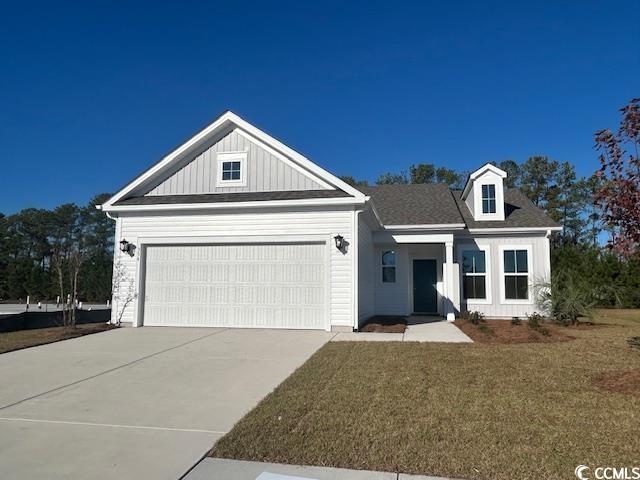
left=413, top=259, right=438, bottom=313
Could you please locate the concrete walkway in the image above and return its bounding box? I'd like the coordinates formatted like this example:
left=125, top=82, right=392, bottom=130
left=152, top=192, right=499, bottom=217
left=0, top=327, right=333, bottom=480
left=332, top=318, right=473, bottom=343
left=186, top=458, right=459, bottom=480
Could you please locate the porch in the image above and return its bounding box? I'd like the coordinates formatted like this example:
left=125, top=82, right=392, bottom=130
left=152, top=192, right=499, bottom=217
left=372, top=231, right=460, bottom=321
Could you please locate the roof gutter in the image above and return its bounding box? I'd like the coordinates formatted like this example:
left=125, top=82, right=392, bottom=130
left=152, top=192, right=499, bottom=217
left=383, top=223, right=466, bottom=231
left=467, top=226, right=563, bottom=234
left=100, top=196, right=367, bottom=213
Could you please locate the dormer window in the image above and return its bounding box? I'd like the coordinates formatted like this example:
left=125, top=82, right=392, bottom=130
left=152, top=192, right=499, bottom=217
left=216, top=152, right=247, bottom=186
left=461, top=163, right=507, bottom=221
left=481, top=184, right=496, bottom=214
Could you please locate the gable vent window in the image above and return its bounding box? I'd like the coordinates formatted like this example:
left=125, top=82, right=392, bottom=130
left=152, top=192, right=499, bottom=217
left=216, top=152, right=247, bottom=186
left=222, top=161, right=241, bottom=181
left=381, top=250, right=396, bottom=283
left=481, top=184, right=496, bottom=214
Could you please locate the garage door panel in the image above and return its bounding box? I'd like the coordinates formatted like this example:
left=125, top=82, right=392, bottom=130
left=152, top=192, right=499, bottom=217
left=142, top=243, right=327, bottom=329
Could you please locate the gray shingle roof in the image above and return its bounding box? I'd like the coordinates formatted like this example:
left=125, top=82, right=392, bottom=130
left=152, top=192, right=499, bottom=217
left=360, top=184, right=558, bottom=229
left=359, top=184, right=464, bottom=226
left=114, top=189, right=350, bottom=206
left=452, top=189, right=561, bottom=229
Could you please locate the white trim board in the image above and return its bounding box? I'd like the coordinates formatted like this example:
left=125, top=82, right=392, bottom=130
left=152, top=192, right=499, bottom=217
left=101, top=196, right=366, bottom=213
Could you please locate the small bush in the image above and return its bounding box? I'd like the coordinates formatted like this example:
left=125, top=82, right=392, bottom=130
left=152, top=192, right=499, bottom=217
left=628, top=337, right=640, bottom=351
left=527, top=312, right=545, bottom=330
left=462, top=310, right=485, bottom=325
left=511, top=317, right=522, bottom=326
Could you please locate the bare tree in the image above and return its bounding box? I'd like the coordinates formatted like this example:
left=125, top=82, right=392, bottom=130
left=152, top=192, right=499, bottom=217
left=111, top=259, right=136, bottom=326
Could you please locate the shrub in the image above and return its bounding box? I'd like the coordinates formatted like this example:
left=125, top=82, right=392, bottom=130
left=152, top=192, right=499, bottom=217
left=527, top=312, right=545, bottom=330
left=461, top=310, right=485, bottom=325
left=511, top=316, right=522, bottom=326
left=628, top=337, right=640, bottom=351
left=535, top=268, right=599, bottom=325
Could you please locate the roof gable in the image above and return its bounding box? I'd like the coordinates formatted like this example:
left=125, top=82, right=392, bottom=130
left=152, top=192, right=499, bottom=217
left=102, top=111, right=364, bottom=208
left=461, top=163, right=507, bottom=200
left=144, top=128, right=328, bottom=196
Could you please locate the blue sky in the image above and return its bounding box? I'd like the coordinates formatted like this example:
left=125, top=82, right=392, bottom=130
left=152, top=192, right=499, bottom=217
left=1, top=1, right=638, bottom=213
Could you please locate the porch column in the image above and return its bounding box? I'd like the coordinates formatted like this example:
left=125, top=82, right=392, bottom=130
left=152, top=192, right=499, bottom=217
left=444, top=241, right=455, bottom=322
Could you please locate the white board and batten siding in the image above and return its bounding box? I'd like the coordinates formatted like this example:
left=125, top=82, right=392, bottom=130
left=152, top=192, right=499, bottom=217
left=456, top=233, right=550, bottom=319
left=145, top=129, right=328, bottom=196
left=111, top=207, right=355, bottom=330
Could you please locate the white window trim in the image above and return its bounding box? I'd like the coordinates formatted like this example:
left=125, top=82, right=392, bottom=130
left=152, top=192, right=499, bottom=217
left=216, top=151, right=247, bottom=187
left=481, top=184, right=497, bottom=214
left=498, top=244, right=533, bottom=304
left=474, top=181, right=503, bottom=220
left=381, top=249, right=396, bottom=284
left=458, top=244, right=492, bottom=305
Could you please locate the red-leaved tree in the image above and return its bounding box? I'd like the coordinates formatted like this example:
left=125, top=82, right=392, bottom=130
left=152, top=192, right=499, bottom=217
left=594, top=98, right=640, bottom=256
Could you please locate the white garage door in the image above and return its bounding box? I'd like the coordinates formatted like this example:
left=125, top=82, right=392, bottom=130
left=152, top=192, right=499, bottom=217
left=142, top=242, right=327, bottom=329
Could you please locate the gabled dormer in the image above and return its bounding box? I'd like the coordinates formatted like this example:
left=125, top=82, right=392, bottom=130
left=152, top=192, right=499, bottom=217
left=461, top=163, right=507, bottom=221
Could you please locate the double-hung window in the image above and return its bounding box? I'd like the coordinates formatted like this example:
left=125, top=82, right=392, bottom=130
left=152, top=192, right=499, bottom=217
left=462, top=250, right=487, bottom=299
left=503, top=249, right=529, bottom=300
left=382, top=250, right=396, bottom=283
left=481, top=184, right=496, bottom=214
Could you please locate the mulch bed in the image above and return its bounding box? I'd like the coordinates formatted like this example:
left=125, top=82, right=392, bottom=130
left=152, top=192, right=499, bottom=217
left=360, top=316, right=407, bottom=333
left=0, top=323, right=117, bottom=354
left=454, top=319, right=599, bottom=344
left=593, top=369, right=640, bottom=397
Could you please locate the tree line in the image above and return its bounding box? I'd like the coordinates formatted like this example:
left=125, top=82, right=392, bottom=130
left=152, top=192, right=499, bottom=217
left=0, top=193, right=114, bottom=304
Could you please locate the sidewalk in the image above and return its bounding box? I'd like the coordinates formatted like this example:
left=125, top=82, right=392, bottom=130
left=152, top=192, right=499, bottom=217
left=185, top=458, right=459, bottom=480
left=331, top=318, right=472, bottom=343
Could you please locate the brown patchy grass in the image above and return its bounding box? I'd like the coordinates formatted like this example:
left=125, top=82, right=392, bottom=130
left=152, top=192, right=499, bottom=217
left=0, top=323, right=117, bottom=354
left=211, top=324, right=640, bottom=480
left=454, top=319, right=596, bottom=344
left=360, top=316, right=407, bottom=333
left=593, top=369, right=640, bottom=397
left=593, top=308, right=640, bottom=327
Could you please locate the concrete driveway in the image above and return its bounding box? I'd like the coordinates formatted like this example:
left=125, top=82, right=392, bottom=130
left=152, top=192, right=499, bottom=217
left=0, top=327, right=333, bottom=480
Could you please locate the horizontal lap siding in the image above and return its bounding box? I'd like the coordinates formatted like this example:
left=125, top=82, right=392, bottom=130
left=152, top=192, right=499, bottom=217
left=110, top=208, right=353, bottom=327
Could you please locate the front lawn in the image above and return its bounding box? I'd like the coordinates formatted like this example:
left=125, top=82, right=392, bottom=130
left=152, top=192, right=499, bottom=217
left=593, top=308, right=640, bottom=327
left=0, top=323, right=117, bottom=354
left=211, top=322, right=640, bottom=480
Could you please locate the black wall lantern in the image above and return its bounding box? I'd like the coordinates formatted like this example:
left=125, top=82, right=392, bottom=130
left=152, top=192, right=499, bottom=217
left=119, top=239, right=136, bottom=256
left=333, top=234, right=345, bottom=251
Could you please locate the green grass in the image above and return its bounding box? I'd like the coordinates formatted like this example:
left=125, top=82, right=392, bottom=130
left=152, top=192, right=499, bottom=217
left=211, top=322, right=640, bottom=480
left=0, top=323, right=116, bottom=354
